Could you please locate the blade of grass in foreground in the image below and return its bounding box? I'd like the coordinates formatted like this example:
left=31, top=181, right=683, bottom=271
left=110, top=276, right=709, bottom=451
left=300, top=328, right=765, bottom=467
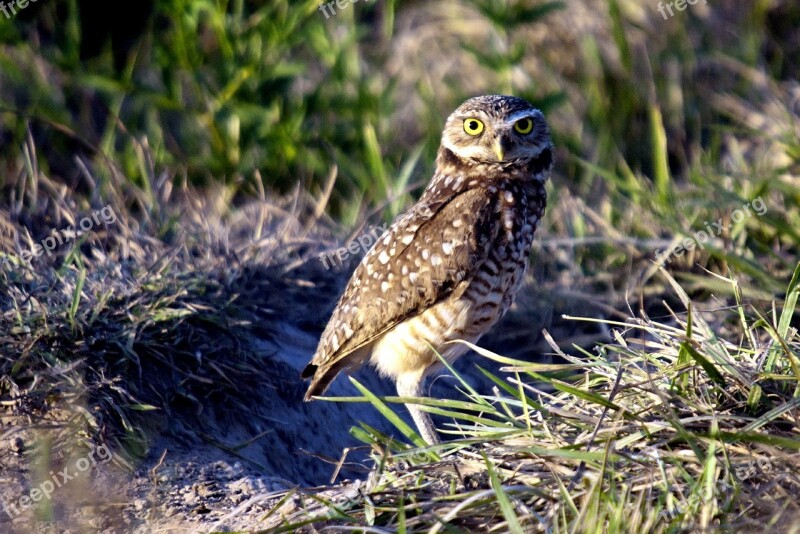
left=777, top=261, right=800, bottom=340
left=765, top=260, right=800, bottom=382
left=349, top=377, right=426, bottom=447
left=484, top=451, right=524, bottom=534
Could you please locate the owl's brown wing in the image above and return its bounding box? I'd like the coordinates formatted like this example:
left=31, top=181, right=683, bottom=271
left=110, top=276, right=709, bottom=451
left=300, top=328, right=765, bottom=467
left=302, top=185, right=500, bottom=399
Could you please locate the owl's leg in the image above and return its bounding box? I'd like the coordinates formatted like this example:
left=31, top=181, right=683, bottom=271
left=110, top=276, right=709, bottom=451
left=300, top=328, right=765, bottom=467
left=396, top=372, right=440, bottom=445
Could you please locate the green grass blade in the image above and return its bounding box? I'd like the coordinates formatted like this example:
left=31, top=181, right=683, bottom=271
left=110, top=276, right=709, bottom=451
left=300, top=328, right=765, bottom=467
left=349, top=377, right=426, bottom=446
left=483, top=452, right=524, bottom=534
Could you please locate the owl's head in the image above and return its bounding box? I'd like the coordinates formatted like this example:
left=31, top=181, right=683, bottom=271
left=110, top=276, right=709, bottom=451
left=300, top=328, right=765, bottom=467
left=440, top=95, right=551, bottom=168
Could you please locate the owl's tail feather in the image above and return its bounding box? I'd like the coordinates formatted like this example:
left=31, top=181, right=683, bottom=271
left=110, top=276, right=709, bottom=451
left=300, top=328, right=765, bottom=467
left=302, top=345, right=372, bottom=401
left=302, top=361, right=344, bottom=401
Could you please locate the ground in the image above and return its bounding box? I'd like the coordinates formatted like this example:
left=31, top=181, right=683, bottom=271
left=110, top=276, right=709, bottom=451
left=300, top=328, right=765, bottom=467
left=1, top=0, right=800, bottom=531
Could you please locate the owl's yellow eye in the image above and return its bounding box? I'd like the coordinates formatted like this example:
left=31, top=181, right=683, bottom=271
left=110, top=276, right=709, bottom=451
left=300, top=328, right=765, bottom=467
left=514, top=117, right=534, bottom=134
left=463, top=118, right=484, bottom=136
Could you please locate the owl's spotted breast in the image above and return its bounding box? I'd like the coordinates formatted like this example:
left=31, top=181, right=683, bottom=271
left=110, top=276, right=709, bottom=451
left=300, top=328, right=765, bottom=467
left=370, top=178, right=546, bottom=382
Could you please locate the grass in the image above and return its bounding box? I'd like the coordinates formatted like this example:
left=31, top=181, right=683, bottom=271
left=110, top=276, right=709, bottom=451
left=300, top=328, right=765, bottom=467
left=267, top=268, right=800, bottom=531
left=1, top=0, right=799, bottom=531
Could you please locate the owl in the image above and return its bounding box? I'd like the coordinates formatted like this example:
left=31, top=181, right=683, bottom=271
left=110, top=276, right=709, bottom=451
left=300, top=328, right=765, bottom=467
left=302, top=95, right=552, bottom=444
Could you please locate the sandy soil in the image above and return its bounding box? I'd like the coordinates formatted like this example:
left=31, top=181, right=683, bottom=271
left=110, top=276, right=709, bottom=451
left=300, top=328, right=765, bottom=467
left=0, top=293, right=563, bottom=532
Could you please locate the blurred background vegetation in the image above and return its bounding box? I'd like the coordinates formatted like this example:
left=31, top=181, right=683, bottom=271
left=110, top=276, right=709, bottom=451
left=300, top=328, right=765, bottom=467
left=1, top=0, right=798, bottom=264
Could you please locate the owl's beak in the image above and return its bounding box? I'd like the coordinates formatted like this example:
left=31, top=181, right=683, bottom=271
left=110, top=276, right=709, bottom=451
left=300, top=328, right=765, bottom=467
left=492, top=138, right=505, bottom=162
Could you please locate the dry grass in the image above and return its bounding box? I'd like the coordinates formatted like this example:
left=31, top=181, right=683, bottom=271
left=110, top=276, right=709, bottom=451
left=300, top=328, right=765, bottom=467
left=1, top=139, right=798, bottom=531
left=1, top=0, right=799, bottom=531
left=260, top=265, right=800, bottom=532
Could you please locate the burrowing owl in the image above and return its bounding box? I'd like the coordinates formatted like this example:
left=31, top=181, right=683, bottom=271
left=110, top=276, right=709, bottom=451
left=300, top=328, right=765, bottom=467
left=302, top=95, right=552, bottom=444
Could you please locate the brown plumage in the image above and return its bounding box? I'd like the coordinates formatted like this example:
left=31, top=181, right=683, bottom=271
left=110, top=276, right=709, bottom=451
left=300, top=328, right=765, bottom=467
left=302, top=95, right=552, bottom=444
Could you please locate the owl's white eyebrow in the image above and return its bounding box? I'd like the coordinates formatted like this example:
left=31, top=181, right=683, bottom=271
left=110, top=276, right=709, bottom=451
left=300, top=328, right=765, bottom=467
left=506, top=110, right=542, bottom=123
